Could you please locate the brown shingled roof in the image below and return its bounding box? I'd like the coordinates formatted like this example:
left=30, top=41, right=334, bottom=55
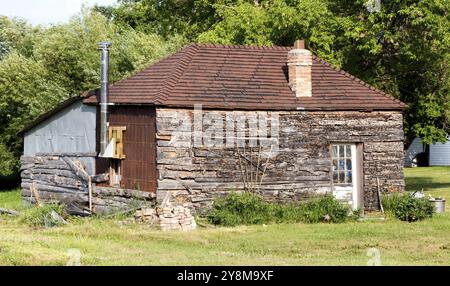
left=83, top=43, right=405, bottom=111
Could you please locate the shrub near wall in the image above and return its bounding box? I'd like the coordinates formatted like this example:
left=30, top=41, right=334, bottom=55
left=207, top=192, right=273, bottom=226
left=207, top=192, right=352, bottom=226
left=382, top=193, right=434, bottom=222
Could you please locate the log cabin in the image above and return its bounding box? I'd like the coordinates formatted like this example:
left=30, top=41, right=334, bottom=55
left=20, top=40, right=406, bottom=215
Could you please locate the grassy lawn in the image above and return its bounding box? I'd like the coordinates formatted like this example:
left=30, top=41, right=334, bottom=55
left=0, top=167, right=449, bottom=266
left=0, top=190, right=23, bottom=211
left=405, top=167, right=450, bottom=210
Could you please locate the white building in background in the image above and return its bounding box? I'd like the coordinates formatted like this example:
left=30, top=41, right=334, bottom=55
left=404, top=136, right=450, bottom=167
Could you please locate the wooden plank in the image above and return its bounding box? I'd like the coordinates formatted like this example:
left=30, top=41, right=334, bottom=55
left=91, top=173, right=109, bottom=183
left=35, top=152, right=97, bottom=157
left=61, top=157, right=90, bottom=182
left=31, top=182, right=42, bottom=206
left=21, top=182, right=84, bottom=193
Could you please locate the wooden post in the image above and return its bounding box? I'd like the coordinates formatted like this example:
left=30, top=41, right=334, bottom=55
left=258, top=144, right=274, bottom=189
left=31, top=182, right=42, bottom=206
left=66, top=157, right=92, bottom=214
left=88, top=177, right=93, bottom=213
left=236, top=146, right=247, bottom=191
left=377, top=177, right=384, bottom=214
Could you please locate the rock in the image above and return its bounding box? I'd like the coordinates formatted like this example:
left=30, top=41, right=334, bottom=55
left=44, top=210, right=68, bottom=227
left=51, top=210, right=68, bottom=224
left=134, top=204, right=197, bottom=231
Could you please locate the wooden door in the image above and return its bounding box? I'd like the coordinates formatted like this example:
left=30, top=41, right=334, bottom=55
left=331, top=143, right=362, bottom=209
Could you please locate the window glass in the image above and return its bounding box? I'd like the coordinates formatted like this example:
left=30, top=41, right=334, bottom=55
left=346, top=159, right=352, bottom=170
left=339, top=171, right=345, bottom=183
left=332, top=144, right=353, bottom=185
left=347, top=171, right=352, bottom=183
left=346, top=145, right=351, bottom=157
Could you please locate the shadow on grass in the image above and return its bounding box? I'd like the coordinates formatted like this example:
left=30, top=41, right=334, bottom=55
left=405, top=177, right=450, bottom=192
left=0, top=174, right=20, bottom=191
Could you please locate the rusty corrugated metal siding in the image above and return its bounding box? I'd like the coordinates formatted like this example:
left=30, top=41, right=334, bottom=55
left=96, top=106, right=157, bottom=193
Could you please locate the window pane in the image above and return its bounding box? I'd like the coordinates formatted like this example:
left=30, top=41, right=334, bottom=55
left=339, top=159, right=345, bottom=170
left=339, top=145, right=344, bottom=158
left=346, top=159, right=352, bottom=170
left=347, top=171, right=352, bottom=183
left=346, top=145, right=351, bottom=157
left=339, top=171, right=345, bottom=183
left=332, top=159, right=338, bottom=172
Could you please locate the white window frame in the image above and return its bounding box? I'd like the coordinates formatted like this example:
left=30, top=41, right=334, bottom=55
left=331, top=143, right=359, bottom=209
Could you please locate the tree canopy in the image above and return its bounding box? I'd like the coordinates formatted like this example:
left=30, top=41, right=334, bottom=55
left=0, top=10, right=183, bottom=176
left=0, top=0, right=449, bottom=177
left=101, top=0, right=450, bottom=145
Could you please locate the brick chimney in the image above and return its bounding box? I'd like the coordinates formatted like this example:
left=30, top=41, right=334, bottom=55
left=288, top=40, right=312, bottom=97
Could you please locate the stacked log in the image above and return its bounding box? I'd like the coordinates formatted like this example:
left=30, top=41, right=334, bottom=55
left=20, top=156, right=90, bottom=213
left=135, top=208, right=159, bottom=223
left=93, top=186, right=156, bottom=215
left=156, top=108, right=406, bottom=212
left=20, top=155, right=157, bottom=216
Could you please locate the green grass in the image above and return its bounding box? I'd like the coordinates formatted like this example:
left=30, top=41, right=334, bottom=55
left=0, top=167, right=449, bottom=266
left=0, top=189, right=24, bottom=210
left=404, top=167, right=450, bottom=211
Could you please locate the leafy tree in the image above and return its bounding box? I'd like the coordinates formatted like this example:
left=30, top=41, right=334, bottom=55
left=33, top=9, right=185, bottom=96
left=325, top=0, right=450, bottom=145
left=0, top=142, right=15, bottom=176
left=0, top=52, right=67, bottom=174
left=0, top=10, right=184, bottom=177
left=100, top=0, right=450, bottom=145
left=96, top=0, right=228, bottom=39
left=0, top=16, right=38, bottom=59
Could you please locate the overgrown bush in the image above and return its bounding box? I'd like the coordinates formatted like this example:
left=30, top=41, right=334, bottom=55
left=20, top=203, right=67, bottom=227
left=298, top=195, right=351, bottom=223
left=207, top=192, right=353, bottom=226
left=271, top=203, right=304, bottom=224
left=207, top=192, right=273, bottom=226
left=382, top=193, right=434, bottom=222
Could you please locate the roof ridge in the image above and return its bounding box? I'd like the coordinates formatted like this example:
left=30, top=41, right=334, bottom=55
left=312, top=55, right=406, bottom=108
left=93, top=45, right=187, bottom=97
left=192, top=42, right=291, bottom=51
left=155, top=44, right=200, bottom=104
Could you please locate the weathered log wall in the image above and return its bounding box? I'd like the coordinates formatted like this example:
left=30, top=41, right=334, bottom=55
left=20, top=109, right=405, bottom=214
left=92, top=186, right=155, bottom=215
left=156, top=108, right=405, bottom=212
left=20, top=155, right=155, bottom=215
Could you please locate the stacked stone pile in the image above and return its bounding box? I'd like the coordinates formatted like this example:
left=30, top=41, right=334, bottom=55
left=135, top=205, right=197, bottom=231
